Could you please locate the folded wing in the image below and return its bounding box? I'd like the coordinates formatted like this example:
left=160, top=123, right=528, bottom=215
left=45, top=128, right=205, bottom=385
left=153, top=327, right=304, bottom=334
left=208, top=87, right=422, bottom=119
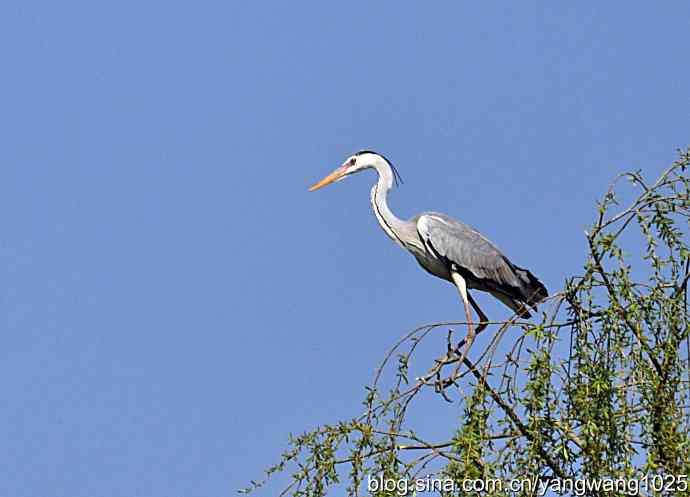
left=416, top=213, right=547, bottom=310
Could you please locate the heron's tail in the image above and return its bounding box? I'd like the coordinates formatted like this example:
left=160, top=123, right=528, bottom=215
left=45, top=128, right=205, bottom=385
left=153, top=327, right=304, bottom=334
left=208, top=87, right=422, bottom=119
left=515, top=267, right=548, bottom=309
left=490, top=263, right=549, bottom=318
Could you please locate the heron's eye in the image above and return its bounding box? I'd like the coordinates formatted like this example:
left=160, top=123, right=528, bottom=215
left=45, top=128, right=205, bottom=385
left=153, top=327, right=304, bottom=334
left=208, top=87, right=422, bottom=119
left=349, top=158, right=356, bottom=167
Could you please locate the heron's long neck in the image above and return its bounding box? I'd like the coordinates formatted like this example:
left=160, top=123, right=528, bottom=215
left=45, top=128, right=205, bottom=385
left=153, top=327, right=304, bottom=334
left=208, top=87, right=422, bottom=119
left=370, top=161, right=406, bottom=248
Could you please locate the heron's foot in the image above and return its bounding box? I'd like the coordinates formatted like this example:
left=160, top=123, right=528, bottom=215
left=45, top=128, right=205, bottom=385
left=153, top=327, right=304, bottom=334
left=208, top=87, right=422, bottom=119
left=434, top=372, right=456, bottom=402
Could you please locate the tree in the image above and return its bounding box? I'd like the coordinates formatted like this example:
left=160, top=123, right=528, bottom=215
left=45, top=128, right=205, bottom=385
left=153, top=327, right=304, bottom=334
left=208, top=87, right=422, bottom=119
left=243, top=149, right=690, bottom=496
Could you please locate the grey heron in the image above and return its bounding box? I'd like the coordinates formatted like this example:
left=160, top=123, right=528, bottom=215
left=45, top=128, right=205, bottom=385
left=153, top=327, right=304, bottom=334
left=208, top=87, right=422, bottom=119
left=308, top=150, right=548, bottom=358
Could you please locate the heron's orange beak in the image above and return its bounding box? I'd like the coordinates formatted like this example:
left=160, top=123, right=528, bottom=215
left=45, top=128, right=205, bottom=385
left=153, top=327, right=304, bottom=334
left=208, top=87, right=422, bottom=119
left=308, top=166, right=347, bottom=192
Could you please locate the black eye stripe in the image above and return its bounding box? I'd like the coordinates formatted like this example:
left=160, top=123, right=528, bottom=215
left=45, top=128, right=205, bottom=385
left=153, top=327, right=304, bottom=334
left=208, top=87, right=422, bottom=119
left=355, top=150, right=404, bottom=187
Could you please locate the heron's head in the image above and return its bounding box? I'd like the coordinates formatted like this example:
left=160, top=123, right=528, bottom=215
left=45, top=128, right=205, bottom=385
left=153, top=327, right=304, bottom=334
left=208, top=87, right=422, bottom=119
left=308, top=150, right=390, bottom=192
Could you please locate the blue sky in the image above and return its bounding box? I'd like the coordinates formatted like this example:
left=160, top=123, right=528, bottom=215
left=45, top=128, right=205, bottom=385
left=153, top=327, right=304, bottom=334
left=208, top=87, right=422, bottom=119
left=1, top=2, right=689, bottom=496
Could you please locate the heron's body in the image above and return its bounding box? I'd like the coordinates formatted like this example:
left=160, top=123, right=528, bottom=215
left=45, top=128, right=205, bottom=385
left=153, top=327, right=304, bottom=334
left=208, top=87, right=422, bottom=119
left=310, top=150, right=547, bottom=351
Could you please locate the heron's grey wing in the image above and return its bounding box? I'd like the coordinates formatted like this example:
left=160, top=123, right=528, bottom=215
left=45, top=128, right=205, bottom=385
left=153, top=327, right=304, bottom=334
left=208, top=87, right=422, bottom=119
left=416, top=213, right=529, bottom=295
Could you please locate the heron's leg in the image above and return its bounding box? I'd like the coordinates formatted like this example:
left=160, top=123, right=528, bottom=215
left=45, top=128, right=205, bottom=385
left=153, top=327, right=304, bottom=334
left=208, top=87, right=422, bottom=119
left=467, top=294, right=489, bottom=334
left=451, top=271, right=475, bottom=363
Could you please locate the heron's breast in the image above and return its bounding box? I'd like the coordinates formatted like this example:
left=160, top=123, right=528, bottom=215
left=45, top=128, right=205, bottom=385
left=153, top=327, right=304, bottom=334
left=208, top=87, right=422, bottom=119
left=413, top=252, right=452, bottom=282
